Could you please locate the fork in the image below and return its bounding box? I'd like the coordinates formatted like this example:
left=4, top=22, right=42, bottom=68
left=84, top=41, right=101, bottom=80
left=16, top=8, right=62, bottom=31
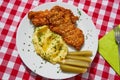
left=114, top=27, right=120, bottom=73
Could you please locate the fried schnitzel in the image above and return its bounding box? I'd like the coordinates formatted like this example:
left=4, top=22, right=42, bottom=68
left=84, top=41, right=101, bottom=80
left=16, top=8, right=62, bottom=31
left=28, top=6, right=84, bottom=50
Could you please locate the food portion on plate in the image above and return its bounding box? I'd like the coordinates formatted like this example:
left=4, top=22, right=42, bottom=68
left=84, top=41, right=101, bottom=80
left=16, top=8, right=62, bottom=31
left=28, top=6, right=84, bottom=50
left=28, top=5, right=92, bottom=73
left=59, top=51, right=92, bottom=73
left=32, top=25, right=68, bottom=64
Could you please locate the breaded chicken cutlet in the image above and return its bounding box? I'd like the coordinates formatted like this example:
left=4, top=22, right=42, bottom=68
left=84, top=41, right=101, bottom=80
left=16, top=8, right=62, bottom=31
left=28, top=6, right=84, bottom=50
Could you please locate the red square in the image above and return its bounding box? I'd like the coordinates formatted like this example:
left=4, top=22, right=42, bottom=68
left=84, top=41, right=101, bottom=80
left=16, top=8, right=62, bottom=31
left=10, top=9, right=17, bottom=15
left=0, top=40, right=4, bottom=46
left=25, top=3, right=32, bottom=9
left=14, top=0, right=21, bottom=6
left=85, top=0, right=90, bottom=6
left=106, top=6, right=112, bottom=12
left=74, top=0, right=80, bottom=3
left=90, top=67, right=97, bottom=74
left=8, top=43, right=15, bottom=49
left=103, top=16, right=109, bottom=21
left=6, top=19, right=12, bottom=25
left=23, top=72, right=30, bottom=80
left=102, top=71, right=108, bottom=78
left=101, top=25, right=107, bottom=31
left=0, top=65, right=6, bottom=72
left=0, top=6, right=6, bottom=12
left=4, top=54, right=11, bottom=61
left=11, top=69, right=18, bottom=76
left=92, top=12, right=99, bottom=18
left=15, top=57, right=22, bottom=64
left=115, top=19, right=120, bottom=25
left=95, top=3, right=101, bottom=9
left=1, top=29, right=8, bottom=35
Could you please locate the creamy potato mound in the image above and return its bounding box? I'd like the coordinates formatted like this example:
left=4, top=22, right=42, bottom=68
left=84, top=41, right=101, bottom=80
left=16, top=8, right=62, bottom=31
left=32, top=25, right=68, bottom=64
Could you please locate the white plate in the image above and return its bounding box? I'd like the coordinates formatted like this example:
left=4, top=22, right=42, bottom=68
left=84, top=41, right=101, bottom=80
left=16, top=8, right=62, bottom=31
left=16, top=2, right=98, bottom=79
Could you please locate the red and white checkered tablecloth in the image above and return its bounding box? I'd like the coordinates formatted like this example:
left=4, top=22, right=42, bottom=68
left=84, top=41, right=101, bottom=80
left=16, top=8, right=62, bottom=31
left=0, top=0, right=120, bottom=80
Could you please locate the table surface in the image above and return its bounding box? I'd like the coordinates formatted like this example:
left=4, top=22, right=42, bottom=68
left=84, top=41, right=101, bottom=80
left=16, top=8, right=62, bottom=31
left=0, top=0, right=120, bottom=80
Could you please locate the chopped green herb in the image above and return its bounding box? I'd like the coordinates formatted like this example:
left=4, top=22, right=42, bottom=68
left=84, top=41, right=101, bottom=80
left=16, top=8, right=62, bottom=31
left=38, top=37, right=41, bottom=42
left=59, top=46, right=62, bottom=51
left=39, top=66, right=42, bottom=68
left=34, top=69, right=36, bottom=72
left=41, top=62, right=43, bottom=64
left=57, top=69, right=61, bottom=73
left=23, top=43, right=25, bottom=45
left=44, top=61, right=47, bottom=64
left=29, top=36, right=31, bottom=38
left=28, top=49, right=30, bottom=52
left=53, top=45, right=56, bottom=49
left=86, top=35, right=88, bottom=40
left=57, top=71, right=59, bottom=73
left=77, top=8, right=81, bottom=16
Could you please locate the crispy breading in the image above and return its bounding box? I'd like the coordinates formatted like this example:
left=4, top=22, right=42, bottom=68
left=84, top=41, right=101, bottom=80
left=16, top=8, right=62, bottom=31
left=28, top=6, right=84, bottom=50
left=28, top=10, right=50, bottom=26
left=62, top=28, right=84, bottom=50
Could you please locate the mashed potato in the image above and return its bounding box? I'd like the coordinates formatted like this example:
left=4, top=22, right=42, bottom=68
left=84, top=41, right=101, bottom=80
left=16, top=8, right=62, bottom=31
left=32, top=25, right=68, bottom=64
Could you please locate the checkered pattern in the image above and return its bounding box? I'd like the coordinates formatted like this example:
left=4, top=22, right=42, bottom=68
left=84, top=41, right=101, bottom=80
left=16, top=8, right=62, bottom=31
left=0, top=0, right=120, bottom=79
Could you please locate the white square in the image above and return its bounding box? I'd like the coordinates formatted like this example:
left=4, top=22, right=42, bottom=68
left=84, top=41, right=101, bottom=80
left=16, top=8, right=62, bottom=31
left=22, top=0, right=28, bottom=3
left=9, top=25, right=16, bottom=32
left=57, top=0, right=62, bottom=2
left=3, top=12, right=9, bottom=19
left=89, top=6, right=95, bottom=12
left=7, top=61, right=14, bottom=68
left=0, top=0, right=3, bottom=6
left=0, top=58, right=3, bottom=65
left=32, top=1, right=39, bottom=6
left=68, top=1, right=73, bottom=5
left=0, top=22, right=5, bottom=28
left=18, top=6, right=24, bottom=12
left=12, top=50, right=18, bottom=57
left=96, top=19, right=103, bottom=25
left=7, top=3, right=14, bottom=9
left=110, top=12, right=116, bottom=19
left=109, top=67, right=115, bottom=75
left=0, top=46, right=7, bottom=53
left=99, top=9, right=105, bottom=15
left=15, top=77, right=22, bottom=80
left=19, top=65, right=25, bottom=72
left=94, top=75, right=101, bottom=80
left=113, top=3, right=119, bottom=9
left=82, top=72, right=89, bottom=79
left=3, top=73, right=10, bottom=80
left=5, top=36, right=12, bottom=42
left=78, top=4, right=84, bottom=9
left=97, top=64, right=104, bottom=71
left=14, top=16, right=20, bottom=22
left=91, top=0, right=97, bottom=3
left=108, top=22, right=114, bottom=28
left=102, top=0, right=108, bottom=6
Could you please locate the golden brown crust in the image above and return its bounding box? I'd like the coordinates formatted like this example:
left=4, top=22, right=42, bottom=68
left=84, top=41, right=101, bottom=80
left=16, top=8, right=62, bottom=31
left=63, top=28, right=84, bottom=50
left=28, top=6, right=84, bottom=50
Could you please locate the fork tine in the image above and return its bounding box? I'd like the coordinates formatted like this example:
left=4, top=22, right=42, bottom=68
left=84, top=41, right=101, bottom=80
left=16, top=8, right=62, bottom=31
left=114, top=27, right=118, bottom=37
left=115, top=27, right=120, bottom=36
left=114, top=26, right=120, bottom=74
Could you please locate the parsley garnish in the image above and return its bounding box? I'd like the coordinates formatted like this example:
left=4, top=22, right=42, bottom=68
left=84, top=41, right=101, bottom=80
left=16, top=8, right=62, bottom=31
left=77, top=8, right=81, bottom=16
